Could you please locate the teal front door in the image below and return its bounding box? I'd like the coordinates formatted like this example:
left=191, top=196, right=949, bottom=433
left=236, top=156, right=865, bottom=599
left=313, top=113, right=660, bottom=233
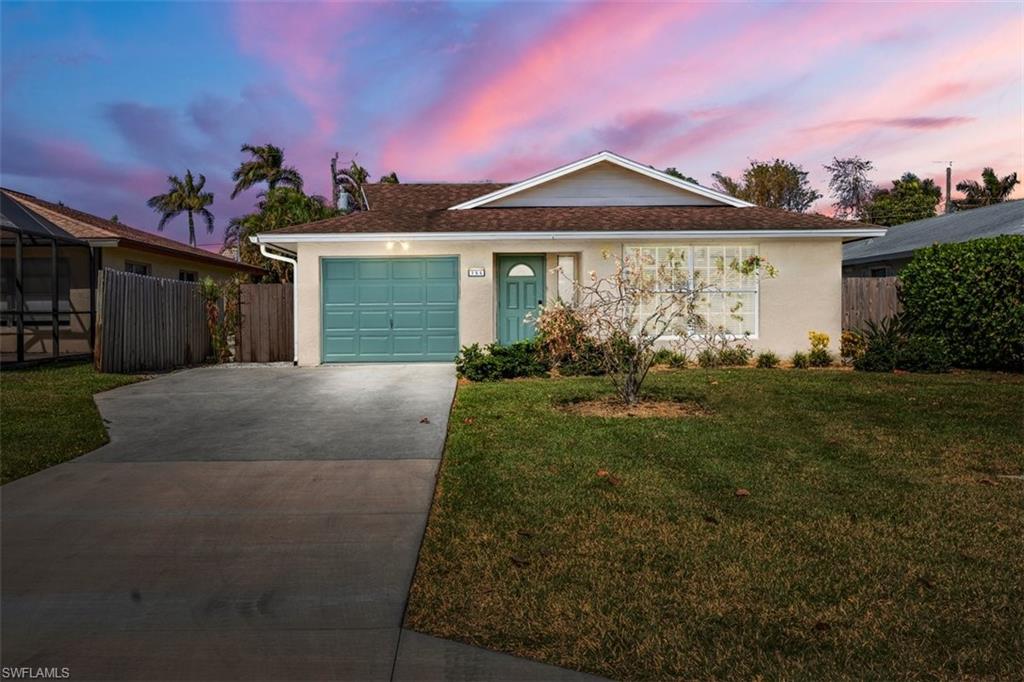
left=497, top=255, right=545, bottom=344
left=321, top=257, right=459, bottom=362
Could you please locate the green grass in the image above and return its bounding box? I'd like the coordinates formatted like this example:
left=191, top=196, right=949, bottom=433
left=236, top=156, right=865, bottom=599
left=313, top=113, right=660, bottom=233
left=407, top=369, right=1024, bottom=680
left=1, top=362, right=144, bottom=483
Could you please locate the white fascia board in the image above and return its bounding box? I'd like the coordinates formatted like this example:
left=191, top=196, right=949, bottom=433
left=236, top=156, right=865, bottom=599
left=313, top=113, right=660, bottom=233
left=447, top=150, right=754, bottom=210
left=254, top=228, right=887, bottom=244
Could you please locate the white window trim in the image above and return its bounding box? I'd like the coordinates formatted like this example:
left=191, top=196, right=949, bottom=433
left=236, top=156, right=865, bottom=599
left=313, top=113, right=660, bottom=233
left=626, top=244, right=760, bottom=340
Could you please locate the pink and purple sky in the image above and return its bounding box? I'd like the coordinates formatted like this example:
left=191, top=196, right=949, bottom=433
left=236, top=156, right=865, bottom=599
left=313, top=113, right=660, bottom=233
left=2, top=1, right=1022, bottom=247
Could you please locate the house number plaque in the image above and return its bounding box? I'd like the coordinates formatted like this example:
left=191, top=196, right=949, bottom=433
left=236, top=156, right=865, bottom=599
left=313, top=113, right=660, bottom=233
left=467, top=267, right=486, bottom=277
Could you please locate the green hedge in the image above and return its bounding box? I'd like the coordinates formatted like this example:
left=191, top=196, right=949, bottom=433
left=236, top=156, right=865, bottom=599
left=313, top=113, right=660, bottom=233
left=899, top=235, right=1024, bottom=370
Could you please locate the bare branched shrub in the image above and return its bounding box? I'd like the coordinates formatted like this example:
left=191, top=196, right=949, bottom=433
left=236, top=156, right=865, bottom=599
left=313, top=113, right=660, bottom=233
left=534, top=250, right=775, bottom=404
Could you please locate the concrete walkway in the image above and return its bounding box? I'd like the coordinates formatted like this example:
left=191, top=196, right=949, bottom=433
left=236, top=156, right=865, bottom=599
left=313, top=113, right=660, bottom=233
left=1, top=365, right=601, bottom=681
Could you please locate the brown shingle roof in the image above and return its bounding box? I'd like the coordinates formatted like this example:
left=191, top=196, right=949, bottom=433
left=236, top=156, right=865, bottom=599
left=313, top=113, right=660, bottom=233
left=273, top=183, right=874, bottom=235
left=2, top=189, right=263, bottom=274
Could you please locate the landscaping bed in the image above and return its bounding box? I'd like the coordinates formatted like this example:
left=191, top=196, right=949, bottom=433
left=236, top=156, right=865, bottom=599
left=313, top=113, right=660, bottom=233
left=1, top=362, right=144, bottom=483
left=407, top=369, right=1024, bottom=680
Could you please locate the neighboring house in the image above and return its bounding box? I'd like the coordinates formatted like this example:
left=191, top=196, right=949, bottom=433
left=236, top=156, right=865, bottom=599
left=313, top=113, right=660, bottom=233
left=1, top=188, right=263, bottom=362
left=843, top=200, right=1024, bottom=277
left=252, top=151, right=884, bottom=365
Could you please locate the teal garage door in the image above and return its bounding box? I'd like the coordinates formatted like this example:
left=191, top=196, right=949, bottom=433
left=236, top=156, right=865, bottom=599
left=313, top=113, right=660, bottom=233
left=321, top=257, right=459, bottom=362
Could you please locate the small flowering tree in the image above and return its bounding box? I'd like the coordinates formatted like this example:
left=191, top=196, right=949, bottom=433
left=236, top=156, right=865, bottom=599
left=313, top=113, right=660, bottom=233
left=536, top=250, right=775, bottom=405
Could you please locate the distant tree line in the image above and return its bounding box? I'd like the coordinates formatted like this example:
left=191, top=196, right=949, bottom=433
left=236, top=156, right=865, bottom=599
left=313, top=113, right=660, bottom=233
left=144, top=142, right=1019, bottom=281
left=146, top=144, right=400, bottom=280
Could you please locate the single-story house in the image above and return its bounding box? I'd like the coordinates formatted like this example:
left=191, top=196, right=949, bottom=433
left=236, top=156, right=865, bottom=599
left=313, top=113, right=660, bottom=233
left=1, top=188, right=263, bottom=362
left=252, top=151, right=884, bottom=365
left=843, top=200, right=1024, bottom=277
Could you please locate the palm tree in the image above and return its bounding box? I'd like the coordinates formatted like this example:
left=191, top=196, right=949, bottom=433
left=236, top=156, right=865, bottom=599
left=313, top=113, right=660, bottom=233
left=146, top=170, right=215, bottom=248
left=956, top=168, right=1020, bottom=209
left=231, top=143, right=304, bottom=199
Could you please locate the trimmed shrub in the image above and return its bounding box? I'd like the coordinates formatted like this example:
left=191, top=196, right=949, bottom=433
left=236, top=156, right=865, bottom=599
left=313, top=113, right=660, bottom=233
left=718, top=344, right=754, bottom=366
left=897, top=335, right=952, bottom=373
left=697, top=344, right=752, bottom=368
left=852, top=317, right=951, bottom=373
left=652, top=348, right=690, bottom=368
left=899, top=235, right=1024, bottom=370
left=808, top=348, right=834, bottom=367
left=840, top=330, right=867, bottom=364
left=791, top=351, right=810, bottom=369
left=852, top=317, right=905, bottom=372
left=756, top=351, right=780, bottom=368
left=455, top=341, right=549, bottom=381
left=696, top=348, right=719, bottom=368
left=807, top=331, right=834, bottom=367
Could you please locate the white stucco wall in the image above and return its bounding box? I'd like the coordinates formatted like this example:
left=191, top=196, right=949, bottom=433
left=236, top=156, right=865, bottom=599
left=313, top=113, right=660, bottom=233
left=101, top=246, right=243, bottom=281
left=294, top=238, right=843, bottom=366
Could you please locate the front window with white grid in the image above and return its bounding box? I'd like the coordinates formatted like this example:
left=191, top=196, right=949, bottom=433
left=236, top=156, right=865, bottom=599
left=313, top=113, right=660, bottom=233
left=627, top=245, right=759, bottom=337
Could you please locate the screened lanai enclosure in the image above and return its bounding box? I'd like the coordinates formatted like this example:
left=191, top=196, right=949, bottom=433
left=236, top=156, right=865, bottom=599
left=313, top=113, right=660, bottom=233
left=1, top=192, right=96, bottom=364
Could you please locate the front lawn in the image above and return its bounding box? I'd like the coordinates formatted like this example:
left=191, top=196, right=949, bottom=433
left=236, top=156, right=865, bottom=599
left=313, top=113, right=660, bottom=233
left=407, top=369, right=1024, bottom=680
left=1, top=362, right=143, bottom=483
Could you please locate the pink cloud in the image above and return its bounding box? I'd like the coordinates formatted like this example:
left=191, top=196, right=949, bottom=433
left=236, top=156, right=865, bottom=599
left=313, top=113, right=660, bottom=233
left=801, top=116, right=975, bottom=134
left=380, top=2, right=707, bottom=176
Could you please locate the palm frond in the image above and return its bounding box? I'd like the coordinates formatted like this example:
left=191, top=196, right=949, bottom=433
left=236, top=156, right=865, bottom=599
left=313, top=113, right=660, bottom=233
left=198, top=208, right=215, bottom=234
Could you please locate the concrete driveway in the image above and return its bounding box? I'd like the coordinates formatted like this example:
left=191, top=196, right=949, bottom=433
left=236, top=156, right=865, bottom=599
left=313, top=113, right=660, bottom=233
left=1, top=365, right=599, bottom=681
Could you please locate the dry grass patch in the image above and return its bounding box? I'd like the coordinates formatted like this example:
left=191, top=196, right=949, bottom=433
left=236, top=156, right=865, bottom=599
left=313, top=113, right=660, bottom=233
left=555, top=396, right=710, bottom=418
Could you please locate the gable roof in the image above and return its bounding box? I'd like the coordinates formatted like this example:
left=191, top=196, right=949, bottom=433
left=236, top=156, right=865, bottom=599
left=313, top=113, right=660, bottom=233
left=843, top=200, right=1024, bottom=265
left=255, top=151, right=885, bottom=243
left=269, top=185, right=879, bottom=236
left=447, top=151, right=753, bottom=209
left=1, top=192, right=88, bottom=245
left=2, top=189, right=264, bottom=274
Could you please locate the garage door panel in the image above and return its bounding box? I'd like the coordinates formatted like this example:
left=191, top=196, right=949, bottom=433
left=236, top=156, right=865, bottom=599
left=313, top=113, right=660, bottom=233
left=324, top=282, right=356, bottom=305
left=393, top=335, right=426, bottom=355
left=358, top=335, right=392, bottom=355
left=393, top=283, right=425, bottom=304
left=323, top=335, right=357, bottom=357
left=358, top=284, right=390, bottom=304
left=358, top=310, right=391, bottom=331
left=393, top=310, right=425, bottom=330
left=427, top=335, right=458, bottom=355
left=392, top=260, right=424, bottom=279
left=426, top=310, right=457, bottom=330
left=426, top=259, right=458, bottom=279
left=323, top=261, right=356, bottom=280
left=425, top=283, right=458, bottom=304
left=322, top=257, right=459, bottom=363
left=324, top=310, right=356, bottom=331
left=358, top=261, right=390, bottom=279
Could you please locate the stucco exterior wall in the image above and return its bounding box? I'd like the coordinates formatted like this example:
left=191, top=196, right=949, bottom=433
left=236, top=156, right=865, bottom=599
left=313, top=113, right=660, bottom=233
left=101, top=246, right=243, bottom=281
left=295, top=238, right=843, bottom=366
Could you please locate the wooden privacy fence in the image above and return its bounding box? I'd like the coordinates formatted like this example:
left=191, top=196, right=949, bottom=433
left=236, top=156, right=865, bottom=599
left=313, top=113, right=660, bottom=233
left=842, top=276, right=902, bottom=331
left=235, top=283, right=293, bottom=363
left=94, top=269, right=211, bottom=373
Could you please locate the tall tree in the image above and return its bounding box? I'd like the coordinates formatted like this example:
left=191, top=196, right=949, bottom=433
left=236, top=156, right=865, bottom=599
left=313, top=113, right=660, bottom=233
left=712, top=159, right=821, bottom=212
left=662, top=167, right=698, bottom=184
left=146, top=170, right=215, bottom=247
left=955, top=168, right=1020, bottom=209
left=224, top=187, right=339, bottom=282
left=861, top=173, right=942, bottom=226
left=330, top=159, right=370, bottom=211
left=824, top=156, right=874, bottom=219
left=231, top=143, right=303, bottom=199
